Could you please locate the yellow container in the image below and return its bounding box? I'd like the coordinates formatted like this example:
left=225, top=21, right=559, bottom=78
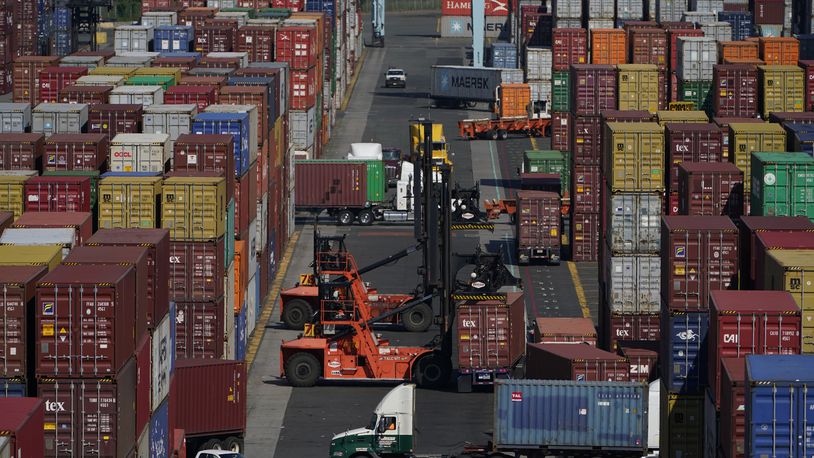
left=617, top=64, right=661, bottom=113
left=0, top=245, right=63, bottom=270
left=161, top=176, right=227, bottom=240
left=132, top=66, right=182, bottom=84
left=98, top=175, right=163, bottom=229
left=604, top=122, right=665, bottom=192
left=758, top=65, right=805, bottom=118
left=764, top=249, right=814, bottom=353
left=89, top=66, right=136, bottom=77
left=660, top=384, right=705, bottom=458
left=0, top=175, right=31, bottom=218
left=728, top=122, right=786, bottom=197
left=656, top=110, right=709, bottom=126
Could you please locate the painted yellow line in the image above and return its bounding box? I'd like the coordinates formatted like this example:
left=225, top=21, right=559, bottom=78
left=530, top=136, right=538, bottom=150
left=436, top=17, right=440, bottom=33
left=245, top=230, right=301, bottom=369
left=340, top=47, right=368, bottom=111
left=567, top=261, right=591, bottom=319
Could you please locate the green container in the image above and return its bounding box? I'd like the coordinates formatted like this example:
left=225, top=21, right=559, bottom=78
left=115, top=0, right=141, bottom=22
left=678, top=79, right=713, bottom=114
left=751, top=152, right=814, bottom=220
left=522, top=150, right=570, bottom=195
left=551, top=72, right=570, bottom=112
left=257, top=7, right=291, bottom=18
left=42, top=170, right=100, bottom=211
left=126, top=75, right=175, bottom=90
left=221, top=7, right=257, bottom=17
left=225, top=198, right=235, bottom=268
left=307, top=159, right=386, bottom=203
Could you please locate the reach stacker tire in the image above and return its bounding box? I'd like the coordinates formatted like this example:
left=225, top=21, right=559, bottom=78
left=282, top=299, right=313, bottom=329
left=400, top=302, right=433, bottom=332
left=286, top=352, right=322, bottom=387
left=413, top=352, right=451, bottom=389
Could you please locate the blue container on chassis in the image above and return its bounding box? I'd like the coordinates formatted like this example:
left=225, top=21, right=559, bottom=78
left=153, top=26, right=195, bottom=53
left=192, top=112, right=251, bottom=178
left=746, top=355, right=814, bottom=458
left=0, top=378, right=28, bottom=397
left=662, top=310, right=709, bottom=394
left=227, top=76, right=279, bottom=128
left=493, top=380, right=648, bottom=452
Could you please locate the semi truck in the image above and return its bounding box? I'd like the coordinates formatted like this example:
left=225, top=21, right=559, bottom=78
left=429, top=65, right=521, bottom=108
left=457, top=84, right=551, bottom=141
left=408, top=121, right=451, bottom=167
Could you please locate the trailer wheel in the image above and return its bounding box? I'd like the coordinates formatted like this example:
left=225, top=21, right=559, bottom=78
left=200, top=439, right=221, bottom=451
left=282, top=299, right=313, bottom=329
left=285, top=352, right=321, bottom=387
left=413, top=352, right=451, bottom=389
left=497, top=129, right=508, bottom=140
left=357, top=209, right=375, bottom=226
left=223, top=436, right=243, bottom=452
left=337, top=210, right=355, bottom=225
left=487, top=130, right=498, bottom=141
left=400, top=302, right=432, bottom=332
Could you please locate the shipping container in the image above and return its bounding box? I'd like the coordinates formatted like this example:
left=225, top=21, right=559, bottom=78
left=754, top=231, right=814, bottom=290
left=38, top=66, right=89, bottom=103
left=12, top=211, right=92, bottom=246
left=717, top=12, right=753, bottom=41
left=192, top=112, right=251, bottom=177
left=165, top=85, right=218, bottom=111
left=526, top=343, right=630, bottom=381
left=0, top=175, right=32, bottom=218
left=604, top=254, right=661, bottom=313
left=617, top=64, right=660, bottom=112
left=728, top=122, right=786, bottom=197
left=713, top=64, right=758, bottom=118
left=13, top=56, right=60, bottom=105
left=174, top=298, right=225, bottom=359
left=618, top=344, right=658, bottom=383
left=98, top=172, right=162, bottom=229
left=455, top=292, right=525, bottom=378
left=665, top=123, right=724, bottom=197
left=667, top=29, right=705, bottom=71
left=758, top=65, right=804, bottom=118
left=552, top=28, right=587, bottom=71
left=800, top=61, right=814, bottom=112
left=110, top=85, right=165, bottom=107
left=88, top=104, right=143, bottom=138
left=169, top=238, right=225, bottom=300
left=677, top=37, right=718, bottom=82
left=0, top=133, right=43, bottom=170
left=764, top=250, right=814, bottom=352
left=203, top=104, right=258, bottom=164
left=605, top=193, right=662, bottom=254
left=603, top=122, right=665, bottom=192
left=601, top=305, right=661, bottom=350
left=0, top=266, right=48, bottom=379
left=154, top=25, right=195, bottom=53
left=656, top=110, right=709, bottom=126
left=738, top=216, right=814, bottom=288
left=143, top=104, right=198, bottom=147
left=58, top=84, right=112, bottom=105
left=662, top=309, right=709, bottom=393
left=0, top=104, right=32, bottom=133
left=750, top=152, right=814, bottom=220
left=31, top=103, right=88, bottom=135
left=162, top=174, right=227, bottom=241
left=515, top=191, right=560, bottom=265
left=660, top=387, right=704, bottom=457
left=115, top=25, right=154, bottom=53
left=678, top=161, right=744, bottom=217
left=758, top=37, right=799, bottom=65
left=571, top=211, right=600, bottom=261
left=551, top=111, right=571, bottom=151
left=533, top=317, right=597, bottom=344
left=570, top=65, right=618, bottom=116
left=718, top=357, right=745, bottom=458
left=43, top=133, right=109, bottom=171
left=719, top=41, right=759, bottom=62
left=169, top=359, right=245, bottom=436
left=294, top=161, right=367, bottom=207
left=0, top=398, right=44, bottom=456
left=23, top=175, right=92, bottom=213
left=0, top=228, right=75, bottom=260
left=591, top=29, right=626, bottom=65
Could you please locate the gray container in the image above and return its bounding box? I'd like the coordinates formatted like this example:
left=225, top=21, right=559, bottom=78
left=59, top=55, right=105, bottom=70
left=553, top=0, right=582, bottom=19
left=74, top=75, right=126, bottom=87
left=430, top=66, right=504, bottom=102
left=0, top=103, right=31, bottom=133
left=500, top=68, right=525, bottom=84
left=247, top=61, right=288, bottom=118
left=605, top=193, right=662, bottom=254
left=114, top=25, right=154, bottom=54
left=588, top=18, right=615, bottom=32
left=682, top=11, right=717, bottom=25
left=528, top=80, right=552, bottom=103
left=554, top=18, right=582, bottom=28
left=616, top=0, right=645, bottom=20
left=439, top=16, right=508, bottom=38
left=588, top=0, right=615, bottom=18
left=604, top=255, right=661, bottom=313
left=692, top=0, right=723, bottom=11
left=214, top=11, right=250, bottom=28
left=32, top=103, right=88, bottom=135
left=655, top=0, right=688, bottom=22
left=141, top=11, right=177, bottom=28
left=106, top=56, right=154, bottom=68
left=701, top=21, right=732, bottom=42
left=677, top=37, right=717, bottom=82
left=206, top=0, right=238, bottom=8
left=0, top=227, right=76, bottom=258
left=525, top=47, right=553, bottom=81
left=756, top=24, right=783, bottom=37
left=207, top=52, right=249, bottom=68
left=143, top=104, right=197, bottom=148
left=110, top=86, right=164, bottom=107
left=290, top=106, right=317, bottom=149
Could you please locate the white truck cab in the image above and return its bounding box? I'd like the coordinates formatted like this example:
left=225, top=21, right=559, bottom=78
left=195, top=451, right=245, bottom=458
left=385, top=68, right=407, bottom=88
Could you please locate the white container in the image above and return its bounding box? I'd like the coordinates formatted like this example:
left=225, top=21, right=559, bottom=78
left=114, top=25, right=154, bottom=54
left=701, top=21, right=732, bottom=42
left=142, top=11, right=177, bottom=28
left=528, top=79, right=552, bottom=103
left=676, top=37, right=717, bottom=81
left=0, top=103, right=31, bottom=133
left=143, top=104, right=197, bottom=147
left=151, top=311, right=174, bottom=410
left=525, top=47, right=553, bottom=81
left=59, top=55, right=105, bottom=70
left=116, top=51, right=161, bottom=59
left=682, top=11, right=717, bottom=25
left=74, top=75, right=126, bottom=87
left=204, top=104, right=259, bottom=164
left=110, top=133, right=171, bottom=173
left=348, top=143, right=383, bottom=160
left=603, top=254, right=661, bottom=314
left=256, top=192, right=268, bottom=255
left=32, top=103, right=88, bottom=135
left=290, top=107, right=317, bottom=149
left=0, top=228, right=75, bottom=259
left=554, top=18, right=582, bottom=28
left=588, top=18, right=614, bottom=31
left=206, top=51, right=250, bottom=68
left=692, top=0, right=723, bottom=12
left=106, top=56, right=153, bottom=68
left=553, top=0, right=581, bottom=18
left=655, top=0, right=688, bottom=22
left=500, top=68, right=525, bottom=84
left=110, top=85, right=164, bottom=107
left=587, top=0, right=614, bottom=18
left=206, top=0, right=238, bottom=8
left=214, top=11, right=249, bottom=27
left=616, top=0, right=644, bottom=20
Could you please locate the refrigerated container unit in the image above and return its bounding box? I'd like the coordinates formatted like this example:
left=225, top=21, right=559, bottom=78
left=0, top=103, right=31, bottom=133
left=110, top=85, right=165, bottom=107
left=0, top=133, right=43, bottom=170
left=31, top=103, right=88, bottom=136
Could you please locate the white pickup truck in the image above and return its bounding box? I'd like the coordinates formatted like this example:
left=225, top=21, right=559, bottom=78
left=385, top=68, right=407, bottom=88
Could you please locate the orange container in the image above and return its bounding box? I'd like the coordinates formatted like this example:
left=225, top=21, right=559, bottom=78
left=498, top=83, right=531, bottom=118
left=722, top=58, right=766, bottom=65
left=719, top=41, right=759, bottom=63
left=234, top=239, right=248, bottom=312
left=592, top=29, right=627, bottom=65
left=759, top=37, right=800, bottom=65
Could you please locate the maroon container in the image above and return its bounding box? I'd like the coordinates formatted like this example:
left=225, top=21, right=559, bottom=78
left=601, top=110, right=655, bottom=123
left=516, top=190, right=560, bottom=264
left=36, top=264, right=137, bottom=377
left=237, top=25, right=275, bottom=63
left=709, top=290, right=801, bottom=407
left=295, top=161, right=367, bottom=207
left=570, top=115, right=601, bottom=165
left=43, top=133, right=109, bottom=171
left=713, top=64, right=758, bottom=118
left=196, top=21, right=238, bottom=53
left=526, top=343, right=630, bottom=382
left=668, top=29, right=705, bottom=70
left=0, top=133, right=44, bottom=170
left=177, top=76, right=227, bottom=98
left=23, top=175, right=92, bottom=213
left=551, top=111, right=571, bottom=151
left=85, top=228, right=171, bottom=329
left=618, top=343, right=659, bottom=383
left=290, top=66, right=318, bottom=110
left=534, top=317, right=597, bottom=344
left=0, top=266, right=48, bottom=378
left=662, top=216, right=739, bottom=311
left=12, top=211, right=93, bottom=245
left=754, top=231, right=814, bottom=289
left=63, top=245, right=152, bottom=334
left=219, top=86, right=269, bottom=145
left=630, top=28, right=668, bottom=69
left=713, top=117, right=764, bottom=154
left=455, top=292, right=525, bottom=371
left=88, top=104, right=143, bottom=138
left=169, top=238, right=225, bottom=301
left=235, top=160, right=257, bottom=239
left=570, top=211, right=600, bottom=262
left=178, top=7, right=216, bottom=30
left=737, top=216, right=814, bottom=288
left=38, top=66, right=88, bottom=103
left=38, top=358, right=137, bottom=458
left=198, top=56, right=241, bottom=69
left=799, top=61, right=814, bottom=111
left=572, top=164, right=601, bottom=213
left=678, top=162, right=744, bottom=217
left=723, top=2, right=749, bottom=10
left=768, top=111, right=814, bottom=124
left=719, top=357, right=746, bottom=458
left=172, top=134, right=235, bottom=199
left=552, top=28, right=587, bottom=71
left=175, top=299, right=225, bottom=359
left=601, top=308, right=661, bottom=350
left=570, top=65, right=617, bottom=116
left=165, top=85, right=218, bottom=111
left=170, top=359, right=246, bottom=435
left=0, top=398, right=44, bottom=457
left=151, top=57, right=198, bottom=72
left=752, top=0, right=784, bottom=24
left=661, top=21, right=695, bottom=30
left=58, top=84, right=112, bottom=105
left=0, top=211, right=13, bottom=232
left=12, top=56, right=60, bottom=105
left=665, top=123, right=724, bottom=193
left=135, top=333, right=150, bottom=439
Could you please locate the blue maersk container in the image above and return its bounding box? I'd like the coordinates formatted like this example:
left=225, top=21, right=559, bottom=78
left=662, top=310, right=709, bottom=394
left=717, top=11, right=753, bottom=41
left=235, top=304, right=247, bottom=360
left=154, top=25, right=195, bottom=53
left=150, top=399, right=170, bottom=457
left=192, top=112, right=251, bottom=177
left=490, top=42, right=517, bottom=69
left=746, top=355, right=814, bottom=457
left=158, top=51, right=202, bottom=62
left=227, top=76, right=279, bottom=127
left=494, top=380, right=647, bottom=452
left=0, top=378, right=27, bottom=397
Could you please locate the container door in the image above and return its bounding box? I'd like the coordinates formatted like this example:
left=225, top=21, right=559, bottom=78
left=79, top=381, right=120, bottom=457
left=40, top=381, right=76, bottom=457
left=37, top=285, right=75, bottom=376
left=78, top=285, right=119, bottom=376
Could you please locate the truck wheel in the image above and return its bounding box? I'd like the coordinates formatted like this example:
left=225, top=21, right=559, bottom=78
left=200, top=439, right=221, bottom=451
left=487, top=130, right=498, bottom=141
left=401, top=303, right=432, bottom=332
left=337, top=210, right=355, bottom=225
left=413, top=352, right=451, bottom=389
left=285, top=352, right=321, bottom=387
left=357, top=209, right=374, bottom=226
left=497, top=129, right=508, bottom=140
left=282, top=299, right=313, bottom=329
left=223, top=436, right=243, bottom=452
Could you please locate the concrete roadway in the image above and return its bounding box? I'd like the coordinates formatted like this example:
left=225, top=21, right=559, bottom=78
left=245, top=12, right=600, bottom=457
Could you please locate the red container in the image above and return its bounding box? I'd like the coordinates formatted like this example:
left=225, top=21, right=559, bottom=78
left=570, top=64, right=617, bottom=116
left=713, top=64, right=759, bottom=118
left=455, top=292, right=525, bottom=371
left=295, top=160, right=367, bottom=207
left=754, top=231, right=814, bottom=289
left=0, top=266, right=48, bottom=378
left=662, top=216, right=739, bottom=311
left=63, top=245, right=153, bottom=332
left=198, top=56, right=241, bottom=69
left=737, top=216, right=814, bottom=288
left=169, top=238, right=225, bottom=301
left=526, top=343, right=630, bottom=382
left=551, top=111, right=571, bottom=151
left=175, top=299, right=225, bottom=359
left=85, top=228, right=171, bottom=329
left=534, top=317, right=597, bottom=344
left=570, top=115, right=601, bottom=166
left=0, top=398, right=44, bottom=456
left=88, top=104, right=143, bottom=138
left=142, top=0, right=180, bottom=12
left=752, top=0, right=784, bottom=24
left=719, top=357, right=746, bottom=458
left=12, top=211, right=93, bottom=245
left=800, top=61, right=814, bottom=112
left=520, top=10, right=552, bottom=46
left=35, top=264, right=137, bottom=377
left=552, top=28, right=587, bottom=71
left=572, top=164, right=600, bottom=213
left=601, top=309, right=661, bottom=350
left=0, top=133, right=44, bottom=170
left=630, top=28, right=668, bottom=69
left=668, top=29, right=705, bottom=70
left=270, top=0, right=303, bottom=9
left=38, top=358, right=137, bottom=458
left=38, top=66, right=88, bottom=103
left=678, top=162, right=744, bottom=217
left=290, top=66, right=317, bottom=110
left=152, top=57, right=198, bottom=72
left=169, top=359, right=246, bottom=436
left=664, top=123, right=724, bottom=193
left=13, top=56, right=60, bottom=105
left=570, top=211, right=600, bottom=262
left=235, top=161, right=257, bottom=239
left=195, top=21, right=237, bottom=53
left=618, top=344, right=659, bottom=383
left=24, top=175, right=92, bottom=213
left=165, top=85, right=218, bottom=111
left=275, top=26, right=318, bottom=69
left=43, top=133, right=109, bottom=171
left=58, top=84, right=112, bottom=105
left=178, top=7, right=216, bottom=30
left=220, top=86, right=269, bottom=145
left=237, top=25, right=275, bottom=63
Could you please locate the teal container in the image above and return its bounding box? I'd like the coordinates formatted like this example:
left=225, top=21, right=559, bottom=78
left=522, top=150, right=570, bottom=195
left=225, top=198, right=235, bottom=268
left=678, top=79, right=713, bottom=114
left=307, top=159, right=386, bottom=203
left=126, top=75, right=175, bottom=90
left=257, top=7, right=291, bottom=17
left=551, top=72, right=570, bottom=112
left=751, top=152, right=814, bottom=220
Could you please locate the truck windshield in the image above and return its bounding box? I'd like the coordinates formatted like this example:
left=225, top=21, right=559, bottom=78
left=432, top=142, right=445, bottom=150
left=367, top=413, right=378, bottom=430
left=382, top=150, right=400, bottom=160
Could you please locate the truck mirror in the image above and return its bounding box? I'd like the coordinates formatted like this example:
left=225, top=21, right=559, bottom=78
left=377, top=421, right=386, bottom=434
